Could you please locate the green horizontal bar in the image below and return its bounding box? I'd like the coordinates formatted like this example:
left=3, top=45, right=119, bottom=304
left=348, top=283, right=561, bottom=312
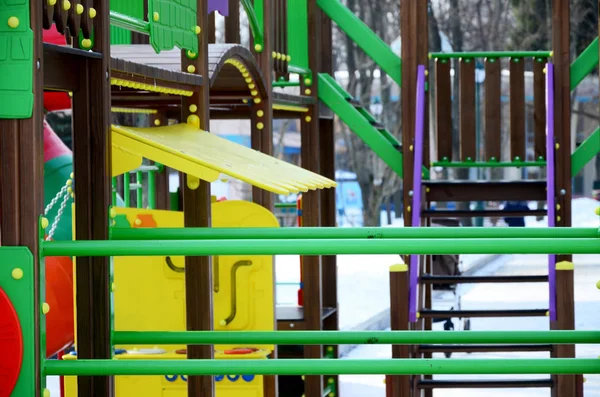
left=110, top=227, right=600, bottom=240
left=273, top=81, right=301, bottom=88
left=44, top=359, right=600, bottom=376
left=109, top=11, right=150, bottom=35
left=430, top=51, right=552, bottom=60
left=572, top=127, right=600, bottom=177
left=42, top=238, right=600, bottom=257
left=432, top=161, right=546, bottom=168
left=570, top=37, right=598, bottom=90
left=113, top=330, right=600, bottom=346
left=274, top=203, right=298, bottom=208
left=288, top=65, right=312, bottom=76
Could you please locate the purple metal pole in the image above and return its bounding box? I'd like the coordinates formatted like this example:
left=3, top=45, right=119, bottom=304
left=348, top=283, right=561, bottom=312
left=409, top=65, right=426, bottom=322
left=546, top=62, right=556, bottom=321
left=208, top=0, right=229, bottom=16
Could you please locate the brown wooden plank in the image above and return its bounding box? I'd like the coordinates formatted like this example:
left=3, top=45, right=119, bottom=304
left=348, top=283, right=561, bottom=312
left=424, top=180, right=546, bottom=202
left=533, top=59, right=547, bottom=160
left=388, top=267, right=411, bottom=396
left=73, top=0, right=113, bottom=394
left=509, top=57, right=526, bottom=161
left=484, top=58, right=501, bottom=161
left=181, top=0, right=214, bottom=396
left=225, top=0, right=240, bottom=43
left=435, top=59, right=452, bottom=161
left=459, top=59, right=476, bottom=161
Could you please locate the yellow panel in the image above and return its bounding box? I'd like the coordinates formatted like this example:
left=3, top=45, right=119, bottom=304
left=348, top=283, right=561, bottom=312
left=211, top=200, right=279, bottom=352
left=112, top=123, right=336, bottom=194
left=112, top=140, right=143, bottom=177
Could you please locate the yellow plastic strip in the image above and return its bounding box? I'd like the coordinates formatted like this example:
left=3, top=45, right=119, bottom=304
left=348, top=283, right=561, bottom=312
left=273, top=104, right=309, bottom=113
left=111, top=78, right=194, bottom=97
left=112, top=107, right=158, bottom=115
left=390, top=264, right=408, bottom=272
left=556, top=261, right=574, bottom=271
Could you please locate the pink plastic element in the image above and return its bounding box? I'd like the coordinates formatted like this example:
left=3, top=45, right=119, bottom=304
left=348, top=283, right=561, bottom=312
left=44, top=121, right=71, bottom=162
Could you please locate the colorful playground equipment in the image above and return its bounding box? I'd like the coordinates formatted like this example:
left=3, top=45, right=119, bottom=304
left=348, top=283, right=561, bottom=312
left=0, top=1, right=600, bottom=397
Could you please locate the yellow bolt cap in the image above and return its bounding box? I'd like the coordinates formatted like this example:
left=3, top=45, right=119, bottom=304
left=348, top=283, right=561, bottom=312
left=595, top=207, right=600, bottom=216
left=48, top=0, right=57, bottom=5
left=305, top=89, right=311, bottom=95
left=153, top=12, right=160, bottom=22
left=305, top=116, right=312, bottom=123
left=12, top=268, right=23, bottom=280
left=89, top=7, right=97, bottom=18
left=256, top=122, right=264, bottom=130
left=43, top=389, right=51, bottom=397
left=187, top=114, right=200, bottom=128
left=254, top=43, right=263, bottom=52
left=111, top=282, right=117, bottom=292
left=254, top=98, right=262, bottom=104
left=41, top=217, right=49, bottom=229
left=595, top=280, right=600, bottom=290
left=42, top=302, right=50, bottom=315
left=189, top=104, right=198, bottom=113
left=8, top=17, right=19, bottom=28
left=154, top=119, right=161, bottom=126
left=76, top=4, right=84, bottom=14
left=81, top=38, right=92, bottom=49
left=63, top=0, right=71, bottom=11
left=194, top=25, right=201, bottom=34
left=134, top=218, right=142, bottom=226
left=109, top=208, right=117, bottom=219
left=257, top=110, right=264, bottom=117
left=187, top=65, right=196, bottom=73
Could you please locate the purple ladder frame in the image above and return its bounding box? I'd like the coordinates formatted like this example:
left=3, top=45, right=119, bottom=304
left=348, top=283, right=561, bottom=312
left=208, top=0, right=229, bottom=16
left=546, top=63, right=556, bottom=321
left=408, top=65, right=426, bottom=322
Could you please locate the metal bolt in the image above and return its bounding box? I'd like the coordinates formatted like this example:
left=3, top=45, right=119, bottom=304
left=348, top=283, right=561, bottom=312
left=37, top=59, right=41, bottom=69
left=560, top=189, right=566, bottom=195
left=408, top=190, right=414, bottom=197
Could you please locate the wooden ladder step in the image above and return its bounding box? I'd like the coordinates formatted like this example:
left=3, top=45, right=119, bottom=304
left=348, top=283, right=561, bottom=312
left=417, top=379, right=553, bottom=389
left=422, top=209, right=546, bottom=218
left=420, top=309, right=548, bottom=318
left=423, top=180, right=546, bottom=202
left=418, top=344, right=553, bottom=354
left=421, top=275, right=548, bottom=284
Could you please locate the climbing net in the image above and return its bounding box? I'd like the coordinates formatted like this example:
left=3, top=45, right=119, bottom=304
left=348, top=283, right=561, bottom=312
left=44, top=173, right=74, bottom=241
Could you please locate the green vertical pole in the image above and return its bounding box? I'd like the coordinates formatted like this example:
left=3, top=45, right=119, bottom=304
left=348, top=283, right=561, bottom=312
left=148, top=169, right=156, bottom=209
left=111, top=177, right=118, bottom=205
left=123, top=172, right=131, bottom=207
left=136, top=171, right=143, bottom=209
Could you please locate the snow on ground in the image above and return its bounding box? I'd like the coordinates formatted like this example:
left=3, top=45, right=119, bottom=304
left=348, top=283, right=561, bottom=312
left=339, top=254, right=600, bottom=397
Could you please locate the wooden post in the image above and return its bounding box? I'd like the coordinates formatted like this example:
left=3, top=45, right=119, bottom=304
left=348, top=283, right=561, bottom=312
left=225, top=0, right=240, bottom=43
left=319, top=7, right=339, bottom=396
left=181, top=0, right=214, bottom=396
left=72, top=0, right=113, bottom=395
left=552, top=1, right=577, bottom=395
left=0, top=1, right=44, bottom=395
left=302, top=1, right=323, bottom=396
left=388, top=264, right=410, bottom=397
left=152, top=112, right=171, bottom=210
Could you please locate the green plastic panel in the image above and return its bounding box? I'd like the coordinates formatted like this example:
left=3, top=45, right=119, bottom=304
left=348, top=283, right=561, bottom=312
left=148, top=0, right=199, bottom=54
left=0, top=247, right=35, bottom=396
left=0, top=0, right=33, bottom=118
left=110, top=0, right=144, bottom=44
left=570, top=37, right=598, bottom=90
left=287, top=0, right=309, bottom=70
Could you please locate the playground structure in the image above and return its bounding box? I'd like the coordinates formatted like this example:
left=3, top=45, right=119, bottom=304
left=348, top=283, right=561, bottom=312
left=0, top=1, right=599, bottom=397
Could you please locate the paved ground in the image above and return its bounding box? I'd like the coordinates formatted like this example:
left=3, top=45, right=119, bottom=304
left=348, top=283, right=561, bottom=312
left=339, top=254, right=600, bottom=397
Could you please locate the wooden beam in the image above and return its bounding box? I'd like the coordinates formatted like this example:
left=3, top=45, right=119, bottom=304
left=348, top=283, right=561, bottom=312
left=552, top=1, right=577, bottom=396
left=73, top=0, right=113, bottom=395
left=225, top=0, right=241, bottom=43
left=181, top=0, right=214, bottom=396
left=0, top=2, right=44, bottom=396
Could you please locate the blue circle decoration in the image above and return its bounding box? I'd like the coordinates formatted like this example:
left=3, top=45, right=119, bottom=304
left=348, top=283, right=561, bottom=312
left=165, top=375, right=178, bottom=382
left=215, top=375, right=225, bottom=382
left=227, top=375, right=240, bottom=382
left=242, top=374, right=255, bottom=382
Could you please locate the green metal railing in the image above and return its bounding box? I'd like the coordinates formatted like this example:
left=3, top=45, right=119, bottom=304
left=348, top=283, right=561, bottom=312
left=44, top=358, right=600, bottom=376
left=571, top=37, right=598, bottom=90
left=432, top=160, right=547, bottom=168
left=242, top=0, right=264, bottom=51
left=110, top=11, right=150, bottom=35
left=112, top=330, right=600, bottom=345
left=42, top=238, right=600, bottom=257
left=110, top=226, right=600, bottom=240
left=572, top=127, right=600, bottom=177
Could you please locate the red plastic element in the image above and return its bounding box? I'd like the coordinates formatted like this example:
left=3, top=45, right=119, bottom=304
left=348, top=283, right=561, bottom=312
left=0, top=287, right=23, bottom=397
left=133, top=214, right=158, bottom=228
left=45, top=255, right=74, bottom=357
left=43, top=25, right=72, bottom=112
left=223, top=348, right=258, bottom=355
left=44, top=121, right=71, bottom=162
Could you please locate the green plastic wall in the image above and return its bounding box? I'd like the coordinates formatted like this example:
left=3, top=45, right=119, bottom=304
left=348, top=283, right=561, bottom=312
left=287, top=0, right=308, bottom=69
left=110, top=0, right=145, bottom=44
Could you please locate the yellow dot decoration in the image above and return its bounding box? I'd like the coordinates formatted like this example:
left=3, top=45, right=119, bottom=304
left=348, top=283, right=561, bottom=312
left=134, top=218, right=142, bottom=226
left=286, top=55, right=291, bottom=62
left=251, top=90, right=258, bottom=96
left=305, top=89, right=311, bottom=95
left=154, top=119, right=161, bottom=126
left=76, top=4, right=84, bottom=14
left=63, top=0, right=71, bottom=11
left=8, top=16, right=19, bottom=28
left=111, top=282, right=117, bottom=292
left=88, top=7, right=97, bottom=18
left=43, top=389, right=51, bottom=397
left=187, top=50, right=197, bottom=59
left=187, top=114, right=200, bottom=128
left=248, top=83, right=255, bottom=89
left=41, top=217, right=49, bottom=229
left=304, top=78, right=312, bottom=85
left=42, top=302, right=51, bottom=315
left=256, top=122, right=264, bottom=130
left=153, top=12, right=160, bottom=22
left=254, top=98, right=261, bottom=104
left=48, top=0, right=57, bottom=5
left=254, top=44, right=263, bottom=52
left=110, top=78, right=194, bottom=97
left=596, top=280, right=600, bottom=289
left=81, top=38, right=92, bottom=49
left=187, top=65, right=196, bottom=73
left=242, top=99, right=248, bottom=104
left=272, top=51, right=277, bottom=58
left=12, top=268, right=23, bottom=280
left=189, top=104, right=198, bottom=113
left=257, top=110, right=264, bottom=117
left=109, top=208, right=117, bottom=219
left=595, top=207, right=600, bottom=216
left=194, top=25, right=201, bottom=34
left=305, top=116, right=312, bottom=123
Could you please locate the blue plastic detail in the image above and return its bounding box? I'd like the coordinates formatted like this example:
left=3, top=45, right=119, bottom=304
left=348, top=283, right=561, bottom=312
left=227, top=374, right=240, bottom=382
left=242, top=374, right=256, bottom=382
left=215, top=375, right=225, bottom=382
